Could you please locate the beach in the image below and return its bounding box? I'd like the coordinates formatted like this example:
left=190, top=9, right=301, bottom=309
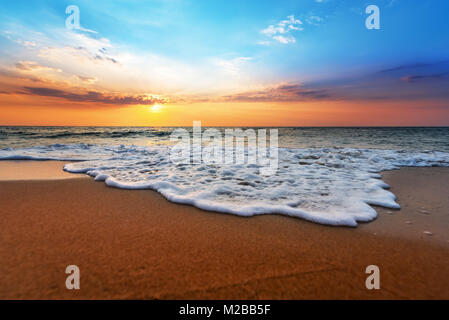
left=1, top=0, right=449, bottom=305
left=0, top=161, right=448, bottom=299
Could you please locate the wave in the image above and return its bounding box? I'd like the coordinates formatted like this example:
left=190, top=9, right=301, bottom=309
left=1, top=143, right=449, bottom=227
left=0, top=128, right=172, bottom=140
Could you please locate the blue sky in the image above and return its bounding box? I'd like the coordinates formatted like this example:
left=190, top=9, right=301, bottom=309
left=2, top=0, right=449, bottom=77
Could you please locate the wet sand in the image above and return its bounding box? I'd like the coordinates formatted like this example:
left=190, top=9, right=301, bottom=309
left=0, top=161, right=448, bottom=299
left=0, top=160, right=85, bottom=180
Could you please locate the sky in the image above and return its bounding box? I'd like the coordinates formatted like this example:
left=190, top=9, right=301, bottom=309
left=0, top=0, right=448, bottom=126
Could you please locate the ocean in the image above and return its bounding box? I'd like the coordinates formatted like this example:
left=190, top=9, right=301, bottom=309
left=1, top=126, right=449, bottom=226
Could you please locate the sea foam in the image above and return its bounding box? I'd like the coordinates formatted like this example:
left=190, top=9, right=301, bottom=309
left=1, top=143, right=449, bottom=226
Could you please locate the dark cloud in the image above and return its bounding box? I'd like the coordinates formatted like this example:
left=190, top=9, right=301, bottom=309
left=20, top=86, right=165, bottom=106
left=401, top=73, right=449, bottom=83
left=379, top=63, right=434, bottom=73
left=222, top=84, right=331, bottom=102
left=94, top=54, right=118, bottom=64
left=379, top=60, right=449, bottom=84
left=379, top=62, right=443, bottom=73
left=313, top=60, right=449, bottom=101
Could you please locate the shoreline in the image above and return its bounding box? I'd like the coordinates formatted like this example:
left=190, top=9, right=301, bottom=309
left=0, top=161, right=448, bottom=299
left=364, top=167, right=449, bottom=245
left=0, top=160, right=87, bottom=181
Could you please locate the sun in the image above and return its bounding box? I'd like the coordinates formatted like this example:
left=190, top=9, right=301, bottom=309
left=151, top=104, right=162, bottom=112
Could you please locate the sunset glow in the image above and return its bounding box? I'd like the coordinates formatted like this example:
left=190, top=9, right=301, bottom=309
left=0, top=0, right=448, bottom=126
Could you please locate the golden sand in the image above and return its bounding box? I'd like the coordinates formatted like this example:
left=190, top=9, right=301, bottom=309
left=0, top=161, right=448, bottom=299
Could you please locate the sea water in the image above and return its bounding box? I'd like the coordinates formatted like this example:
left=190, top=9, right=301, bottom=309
left=1, top=126, right=449, bottom=226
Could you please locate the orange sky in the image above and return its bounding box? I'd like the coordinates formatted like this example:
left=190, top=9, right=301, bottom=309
left=1, top=93, right=448, bottom=127
left=1, top=22, right=448, bottom=127
left=1, top=2, right=449, bottom=127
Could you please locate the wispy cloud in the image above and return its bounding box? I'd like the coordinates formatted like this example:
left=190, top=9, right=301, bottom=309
left=305, top=16, right=323, bottom=26
left=401, top=73, right=449, bottom=83
left=0, top=22, right=264, bottom=100
left=222, top=83, right=330, bottom=102
left=74, top=75, right=98, bottom=84
left=260, top=15, right=303, bottom=45
left=378, top=61, right=449, bottom=84
left=379, top=61, right=449, bottom=73
left=39, top=32, right=119, bottom=66
left=213, top=57, right=252, bottom=75
left=19, top=86, right=166, bottom=106
left=22, top=40, right=36, bottom=47
left=15, top=61, right=62, bottom=73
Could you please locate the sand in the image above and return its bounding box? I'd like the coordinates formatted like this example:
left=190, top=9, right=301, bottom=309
left=0, top=160, right=86, bottom=181
left=0, top=161, right=448, bottom=299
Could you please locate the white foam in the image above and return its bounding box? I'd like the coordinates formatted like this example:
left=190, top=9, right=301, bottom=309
left=1, top=144, right=449, bottom=226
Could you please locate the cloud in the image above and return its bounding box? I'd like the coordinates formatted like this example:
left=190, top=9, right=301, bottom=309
left=40, top=44, right=119, bottom=66
left=0, top=68, right=44, bottom=84
left=19, top=86, right=166, bottom=106
left=401, top=73, right=449, bottom=83
left=13, top=39, right=37, bottom=47
left=23, top=41, right=36, bottom=47
left=213, top=57, right=252, bottom=75
left=272, top=35, right=296, bottom=44
left=15, top=61, right=62, bottom=73
left=1, top=22, right=265, bottom=102
left=306, top=16, right=323, bottom=25
left=377, top=61, right=449, bottom=84
left=379, top=62, right=446, bottom=73
left=74, top=75, right=98, bottom=84
left=222, top=83, right=330, bottom=102
left=260, top=15, right=303, bottom=44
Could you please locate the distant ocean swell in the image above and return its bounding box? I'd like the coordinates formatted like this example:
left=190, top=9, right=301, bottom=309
left=0, top=128, right=172, bottom=140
